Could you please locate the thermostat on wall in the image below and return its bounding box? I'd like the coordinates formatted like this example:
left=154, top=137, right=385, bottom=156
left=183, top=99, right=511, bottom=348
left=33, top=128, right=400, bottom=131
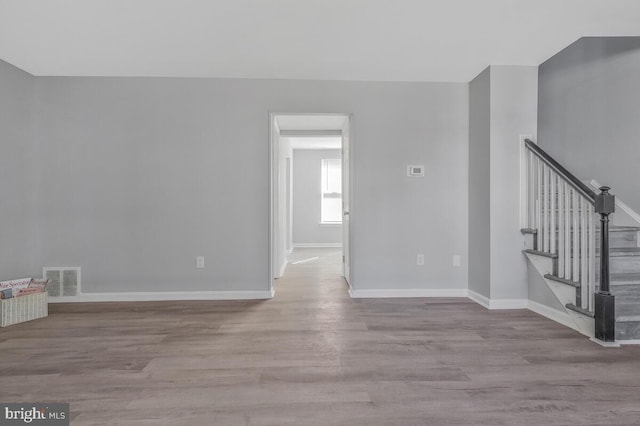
left=407, top=165, right=425, bottom=177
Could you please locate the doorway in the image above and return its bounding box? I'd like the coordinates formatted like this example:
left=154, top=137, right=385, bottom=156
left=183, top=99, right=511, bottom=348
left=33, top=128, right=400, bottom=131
left=269, top=113, right=352, bottom=295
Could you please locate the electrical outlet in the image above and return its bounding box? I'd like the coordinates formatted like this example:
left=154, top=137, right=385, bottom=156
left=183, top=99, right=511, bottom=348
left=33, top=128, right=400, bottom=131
left=453, top=254, right=461, bottom=267
left=196, top=256, right=205, bottom=269
left=417, top=254, right=425, bottom=266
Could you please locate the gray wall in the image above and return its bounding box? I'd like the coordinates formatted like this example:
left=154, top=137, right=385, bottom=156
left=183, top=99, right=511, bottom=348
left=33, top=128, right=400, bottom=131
left=292, top=149, right=342, bottom=245
left=489, top=66, right=538, bottom=301
left=468, top=67, right=491, bottom=298
left=538, top=37, right=640, bottom=211
left=31, top=77, right=469, bottom=293
left=0, top=59, right=37, bottom=279
left=467, top=66, right=538, bottom=302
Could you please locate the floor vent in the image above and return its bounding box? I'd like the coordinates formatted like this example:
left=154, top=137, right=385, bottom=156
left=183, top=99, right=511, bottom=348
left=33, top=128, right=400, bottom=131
left=43, top=267, right=81, bottom=297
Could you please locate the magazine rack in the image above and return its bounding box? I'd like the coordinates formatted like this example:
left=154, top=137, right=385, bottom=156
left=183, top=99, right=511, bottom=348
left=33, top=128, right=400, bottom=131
left=0, top=292, right=48, bottom=327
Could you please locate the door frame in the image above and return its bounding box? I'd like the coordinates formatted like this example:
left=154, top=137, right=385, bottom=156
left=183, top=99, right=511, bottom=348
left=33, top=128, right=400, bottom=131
left=268, top=112, right=353, bottom=295
left=341, top=116, right=352, bottom=287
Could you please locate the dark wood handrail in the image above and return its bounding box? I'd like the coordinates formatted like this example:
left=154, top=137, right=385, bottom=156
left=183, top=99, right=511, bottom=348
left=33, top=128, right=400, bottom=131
left=524, top=139, right=596, bottom=203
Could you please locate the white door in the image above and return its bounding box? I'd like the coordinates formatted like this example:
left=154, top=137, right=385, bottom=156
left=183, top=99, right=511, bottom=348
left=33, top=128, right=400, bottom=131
left=342, top=117, right=351, bottom=285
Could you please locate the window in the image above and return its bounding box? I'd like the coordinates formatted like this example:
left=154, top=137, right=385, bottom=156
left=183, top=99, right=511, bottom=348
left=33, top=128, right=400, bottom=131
left=321, top=158, right=342, bottom=224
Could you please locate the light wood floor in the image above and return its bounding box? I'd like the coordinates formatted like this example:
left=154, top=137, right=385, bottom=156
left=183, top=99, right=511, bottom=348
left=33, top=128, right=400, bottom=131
left=2, top=248, right=640, bottom=425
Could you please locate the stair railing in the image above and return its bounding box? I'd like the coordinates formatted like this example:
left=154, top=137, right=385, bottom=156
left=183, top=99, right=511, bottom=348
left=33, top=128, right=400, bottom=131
left=594, top=186, right=615, bottom=342
left=523, top=139, right=615, bottom=342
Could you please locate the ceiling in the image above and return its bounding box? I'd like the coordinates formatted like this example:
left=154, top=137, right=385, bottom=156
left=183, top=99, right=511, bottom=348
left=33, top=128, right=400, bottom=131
left=1, top=0, right=639, bottom=82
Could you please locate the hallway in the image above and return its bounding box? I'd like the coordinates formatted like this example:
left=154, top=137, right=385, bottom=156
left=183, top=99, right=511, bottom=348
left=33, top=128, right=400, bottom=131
left=276, top=247, right=346, bottom=301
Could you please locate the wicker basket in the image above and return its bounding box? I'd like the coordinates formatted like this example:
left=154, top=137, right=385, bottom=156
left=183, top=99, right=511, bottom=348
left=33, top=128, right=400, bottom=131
left=0, top=292, right=48, bottom=327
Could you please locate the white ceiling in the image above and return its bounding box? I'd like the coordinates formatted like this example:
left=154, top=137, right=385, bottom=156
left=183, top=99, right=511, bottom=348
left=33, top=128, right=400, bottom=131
left=1, top=0, right=639, bottom=82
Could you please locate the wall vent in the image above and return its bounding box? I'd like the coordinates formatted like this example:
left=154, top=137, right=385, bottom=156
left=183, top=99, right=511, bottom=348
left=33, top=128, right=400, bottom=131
left=43, top=267, right=81, bottom=297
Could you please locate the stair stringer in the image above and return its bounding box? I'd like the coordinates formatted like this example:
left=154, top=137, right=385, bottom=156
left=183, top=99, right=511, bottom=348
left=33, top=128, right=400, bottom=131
left=524, top=251, right=595, bottom=338
left=565, top=310, right=595, bottom=339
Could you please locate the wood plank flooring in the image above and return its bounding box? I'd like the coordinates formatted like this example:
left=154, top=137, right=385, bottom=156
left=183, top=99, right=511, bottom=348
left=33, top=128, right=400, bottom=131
left=2, top=248, right=640, bottom=425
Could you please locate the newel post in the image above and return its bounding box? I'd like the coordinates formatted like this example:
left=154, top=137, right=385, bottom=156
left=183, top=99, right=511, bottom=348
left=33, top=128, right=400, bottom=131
left=594, top=186, right=616, bottom=342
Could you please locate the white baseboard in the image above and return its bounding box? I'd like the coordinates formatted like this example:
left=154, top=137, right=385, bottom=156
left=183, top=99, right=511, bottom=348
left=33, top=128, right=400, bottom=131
left=618, top=339, right=640, bottom=345
left=589, top=337, right=622, bottom=348
left=490, top=299, right=529, bottom=309
left=293, top=243, right=342, bottom=248
left=348, top=288, right=468, bottom=298
left=527, top=300, right=575, bottom=329
left=49, top=290, right=274, bottom=303
left=278, top=258, right=288, bottom=278
left=467, top=290, right=528, bottom=309
left=467, top=290, right=490, bottom=308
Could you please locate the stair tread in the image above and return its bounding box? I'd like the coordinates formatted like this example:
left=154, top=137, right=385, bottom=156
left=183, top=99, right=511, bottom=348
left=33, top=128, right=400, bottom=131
left=616, top=307, right=640, bottom=315
left=611, top=273, right=640, bottom=285
left=606, top=247, right=640, bottom=257
left=610, top=226, right=640, bottom=232
left=543, top=274, right=580, bottom=288
left=614, top=294, right=640, bottom=304
left=529, top=226, right=638, bottom=233
left=523, top=249, right=558, bottom=259
left=612, top=290, right=640, bottom=301
left=565, top=303, right=594, bottom=318
left=616, top=315, right=640, bottom=323
left=532, top=225, right=640, bottom=230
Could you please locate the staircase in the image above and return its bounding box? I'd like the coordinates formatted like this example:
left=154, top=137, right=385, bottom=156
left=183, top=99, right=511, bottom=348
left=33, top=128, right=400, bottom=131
left=521, top=139, right=640, bottom=342
left=609, top=227, right=640, bottom=339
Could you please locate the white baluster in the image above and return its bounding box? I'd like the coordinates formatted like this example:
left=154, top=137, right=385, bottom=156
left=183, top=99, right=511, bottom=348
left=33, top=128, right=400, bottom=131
left=528, top=151, right=534, bottom=228
left=558, top=180, right=565, bottom=278
left=543, top=165, right=550, bottom=253
left=580, top=197, right=588, bottom=309
left=550, top=172, right=557, bottom=254
left=536, top=158, right=543, bottom=250
left=589, top=207, right=596, bottom=310
left=572, top=190, right=580, bottom=283
left=564, top=183, right=571, bottom=279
